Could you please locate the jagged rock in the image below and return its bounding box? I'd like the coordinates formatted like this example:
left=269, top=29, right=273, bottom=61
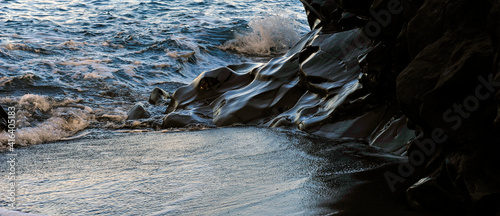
left=148, top=87, right=170, bottom=105
left=127, top=103, right=150, bottom=120
left=397, top=0, right=497, bottom=139
left=394, top=0, right=500, bottom=214
left=160, top=0, right=500, bottom=214
left=163, top=25, right=408, bottom=147
left=397, top=1, right=497, bottom=139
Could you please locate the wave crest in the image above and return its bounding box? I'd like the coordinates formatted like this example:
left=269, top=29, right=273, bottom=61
left=0, top=94, right=93, bottom=146
left=220, top=14, right=301, bottom=56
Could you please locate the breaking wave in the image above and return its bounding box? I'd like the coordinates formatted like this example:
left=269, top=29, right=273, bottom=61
left=220, top=14, right=302, bottom=56
left=0, top=94, right=93, bottom=146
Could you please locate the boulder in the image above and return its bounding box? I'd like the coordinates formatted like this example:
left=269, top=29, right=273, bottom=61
left=126, top=103, right=150, bottom=120
left=148, top=87, right=170, bottom=105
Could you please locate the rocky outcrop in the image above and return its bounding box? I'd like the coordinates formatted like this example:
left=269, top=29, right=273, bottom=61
left=160, top=0, right=500, bottom=214
left=395, top=0, right=500, bottom=214
left=163, top=27, right=412, bottom=148
left=127, top=103, right=150, bottom=120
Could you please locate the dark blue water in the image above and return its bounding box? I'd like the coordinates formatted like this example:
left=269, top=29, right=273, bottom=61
left=0, top=0, right=308, bottom=144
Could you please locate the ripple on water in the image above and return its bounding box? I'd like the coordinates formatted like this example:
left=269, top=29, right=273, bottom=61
left=0, top=0, right=307, bottom=143
left=0, top=127, right=406, bottom=215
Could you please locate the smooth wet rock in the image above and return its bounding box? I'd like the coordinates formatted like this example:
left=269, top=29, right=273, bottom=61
left=126, top=103, right=150, bottom=120
left=162, top=1, right=411, bottom=146
left=162, top=109, right=213, bottom=128
left=162, top=24, right=407, bottom=145
left=161, top=0, right=500, bottom=214
left=149, top=87, right=170, bottom=105
left=164, top=63, right=257, bottom=115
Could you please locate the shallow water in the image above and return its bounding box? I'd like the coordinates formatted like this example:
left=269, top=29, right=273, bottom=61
left=0, top=127, right=414, bottom=215
left=0, top=0, right=308, bottom=144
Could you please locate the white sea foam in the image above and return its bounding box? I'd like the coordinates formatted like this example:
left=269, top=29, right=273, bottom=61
left=59, top=59, right=117, bottom=79
left=0, top=94, right=93, bottom=146
left=220, top=14, right=301, bottom=56
left=14, top=110, right=90, bottom=145
left=19, top=94, right=52, bottom=112
left=166, top=50, right=196, bottom=60
left=122, top=65, right=137, bottom=77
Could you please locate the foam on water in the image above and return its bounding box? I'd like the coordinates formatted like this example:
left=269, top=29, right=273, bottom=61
left=0, top=0, right=308, bottom=144
left=0, top=94, right=93, bottom=146
left=18, top=94, right=51, bottom=112
left=221, top=13, right=302, bottom=55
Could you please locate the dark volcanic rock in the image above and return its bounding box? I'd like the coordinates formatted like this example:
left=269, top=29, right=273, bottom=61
left=127, top=103, right=150, bottom=120
left=148, top=87, right=170, bottom=105
left=395, top=0, right=500, bottom=214
left=159, top=0, right=500, bottom=214
left=163, top=27, right=412, bottom=147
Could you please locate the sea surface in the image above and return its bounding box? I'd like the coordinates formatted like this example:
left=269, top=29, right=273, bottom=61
left=0, top=127, right=415, bottom=216
left=0, top=0, right=309, bottom=144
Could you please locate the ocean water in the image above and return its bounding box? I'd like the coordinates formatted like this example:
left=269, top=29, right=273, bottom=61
left=0, top=1, right=424, bottom=216
left=0, top=0, right=309, bottom=145
left=1, top=127, right=412, bottom=216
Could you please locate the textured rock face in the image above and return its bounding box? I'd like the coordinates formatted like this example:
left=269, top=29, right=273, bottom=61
left=163, top=27, right=412, bottom=148
left=161, top=0, right=500, bottom=214
left=396, top=0, right=500, bottom=214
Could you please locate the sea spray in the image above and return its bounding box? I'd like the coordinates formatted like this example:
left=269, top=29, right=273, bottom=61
left=0, top=0, right=308, bottom=147
left=0, top=94, right=93, bottom=146
left=220, top=13, right=301, bottom=56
